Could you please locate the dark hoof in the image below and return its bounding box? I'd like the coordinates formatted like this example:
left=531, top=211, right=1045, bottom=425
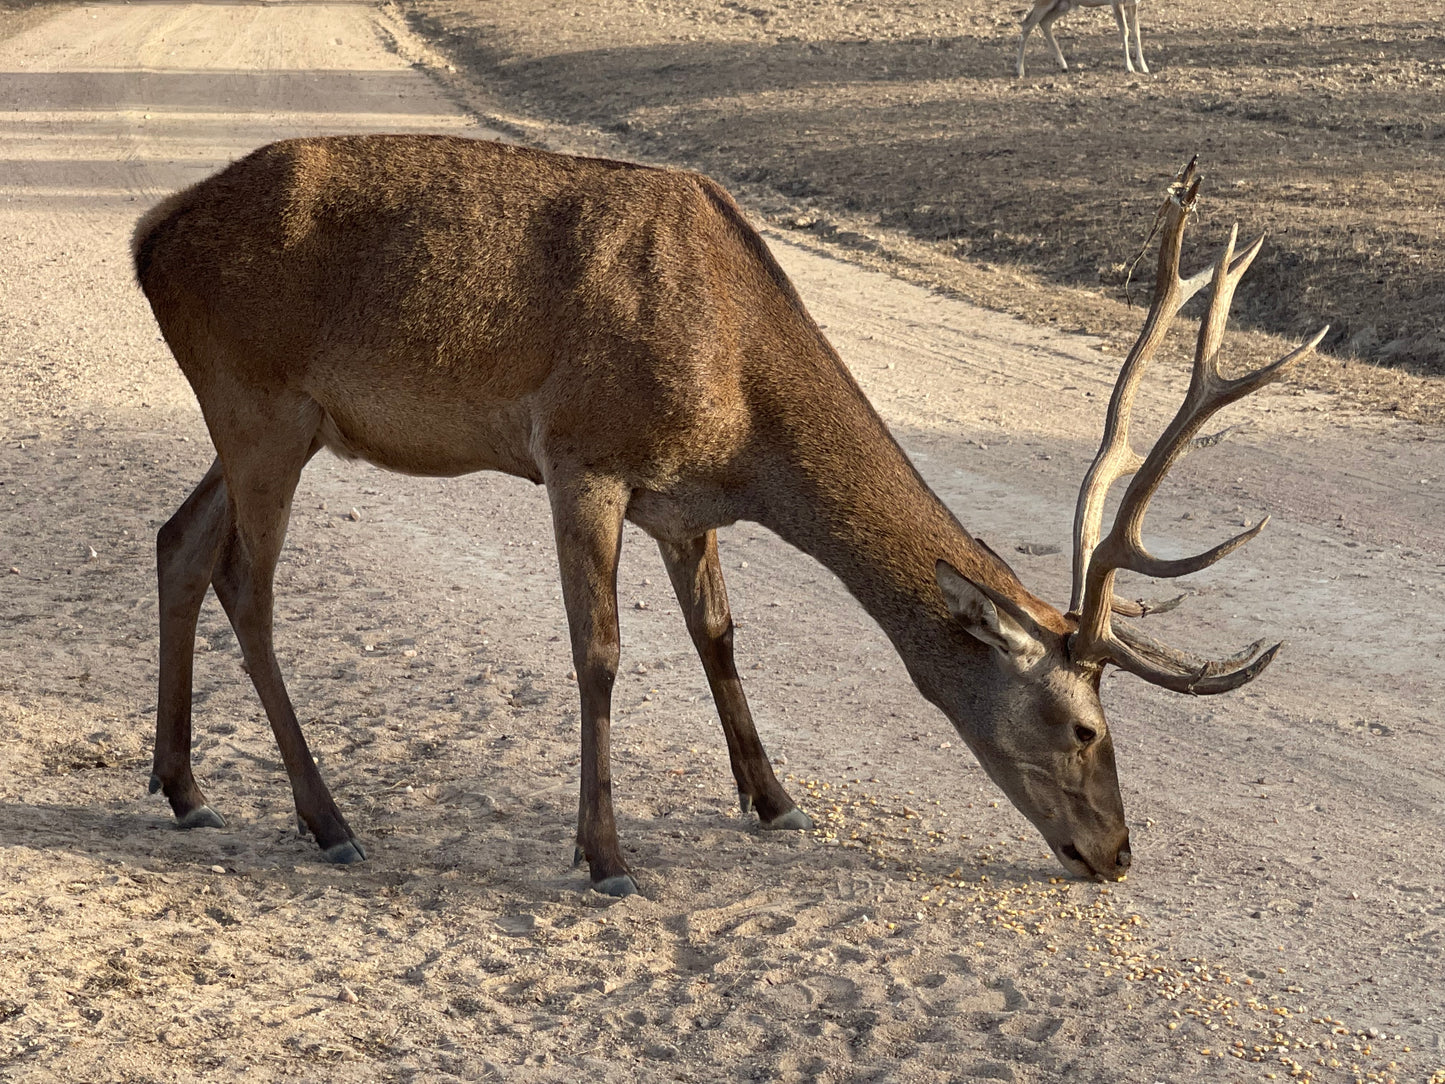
left=738, top=792, right=754, bottom=815
left=321, top=839, right=367, bottom=864
left=573, top=845, right=586, bottom=868
left=296, top=814, right=310, bottom=838
left=592, top=874, right=639, bottom=898
left=762, top=808, right=814, bottom=831
left=147, top=773, right=163, bottom=795
left=177, top=805, right=226, bottom=830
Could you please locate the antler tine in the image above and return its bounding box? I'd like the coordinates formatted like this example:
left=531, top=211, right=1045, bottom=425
left=1071, top=163, right=1329, bottom=693
left=1108, top=619, right=1283, bottom=695
left=1193, top=226, right=1264, bottom=380
left=1068, top=158, right=1212, bottom=615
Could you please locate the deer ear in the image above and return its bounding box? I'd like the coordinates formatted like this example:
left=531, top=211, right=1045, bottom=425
left=935, top=560, right=1041, bottom=658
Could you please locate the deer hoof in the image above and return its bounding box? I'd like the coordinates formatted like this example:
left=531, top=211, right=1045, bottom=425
left=761, top=808, right=814, bottom=831
left=592, top=874, right=639, bottom=898
left=147, top=773, right=163, bottom=795
left=321, top=839, right=367, bottom=864
left=177, top=805, right=226, bottom=830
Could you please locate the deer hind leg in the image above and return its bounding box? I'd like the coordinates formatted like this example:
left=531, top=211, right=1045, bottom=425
left=1017, top=1, right=1053, bottom=77
left=1124, top=1, right=1148, bottom=73
left=152, top=457, right=232, bottom=829
left=202, top=392, right=365, bottom=863
left=1111, top=3, right=1136, bottom=72
left=1039, top=7, right=1070, bottom=71
left=548, top=471, right=636, bottom=896
left=657, top=533, right=812, bottom=831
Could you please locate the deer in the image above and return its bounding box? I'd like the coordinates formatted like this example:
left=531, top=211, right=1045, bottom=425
left=1017, top=0, right=1148, bottom=78
left=132, top=140, right=1323, bottom=897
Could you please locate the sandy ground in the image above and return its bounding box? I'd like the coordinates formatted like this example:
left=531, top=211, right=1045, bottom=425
left=1, top=3, right=1442, bottom=1083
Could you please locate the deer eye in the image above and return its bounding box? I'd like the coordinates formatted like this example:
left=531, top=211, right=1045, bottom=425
left=1074, top=724, right=1097, bottom=746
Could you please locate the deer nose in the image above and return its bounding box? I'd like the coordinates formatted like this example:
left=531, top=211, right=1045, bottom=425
left=1115, top=834, right=1133, bottom=870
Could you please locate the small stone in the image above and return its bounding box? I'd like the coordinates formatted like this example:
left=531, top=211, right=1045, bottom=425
left=8, top=567, right=18, bottom=575
left=634, top=600, right=648, bottom=610
left=348, top=508, right=361, bottom=521
left=402, top=649, right=417, bottom=658
left=338, top=985, right=359, bottom=1003
left=86, top=546, right=98, bottom=561
left=1015, top=542, right=1061, bottom=556
left=209, top=865, right=225, bottom=874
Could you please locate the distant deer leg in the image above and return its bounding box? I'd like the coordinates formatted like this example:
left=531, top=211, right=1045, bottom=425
left=205, top=404, right=364, bottom=864
left=549, top=472, right=636, bottom=896
left=152, top=457, right=231, bottom=829
left=658, top=533, right=812, bottom=831
left=1125, top=2, right=1148, bottom=73
left=1039, top=8, right=1070, bottom=71
left=1111, top=4, right=1136, bottom=72
left=1017, top=2, right=1052, bottom=77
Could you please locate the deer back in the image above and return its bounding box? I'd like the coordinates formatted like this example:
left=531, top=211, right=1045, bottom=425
left=133, top=135, right=868, bottom=495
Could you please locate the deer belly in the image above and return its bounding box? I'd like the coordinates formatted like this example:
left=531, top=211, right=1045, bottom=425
left=314, top=397, right=541, bottom=482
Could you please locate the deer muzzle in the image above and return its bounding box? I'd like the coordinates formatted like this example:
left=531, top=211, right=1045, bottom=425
left=1056, top=829, right=1132, bottom=882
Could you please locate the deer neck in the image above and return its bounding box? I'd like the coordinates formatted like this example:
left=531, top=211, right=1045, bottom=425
left=751, top=365, right=1054, bottom=708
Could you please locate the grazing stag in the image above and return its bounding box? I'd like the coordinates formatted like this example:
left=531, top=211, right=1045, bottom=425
left=1018, top=0, right=1149, bottom=77
left=133, top=141, right=1321, bottom=896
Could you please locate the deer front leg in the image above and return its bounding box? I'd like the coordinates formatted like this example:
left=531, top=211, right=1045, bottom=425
left=549, top=473, right=636, bottom=896
left=152, top=458, right=230, bottom=829
left=657, top=533, right=811, bottom=831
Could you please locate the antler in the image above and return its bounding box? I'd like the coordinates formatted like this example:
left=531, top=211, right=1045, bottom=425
left=1068, top=158, right=1329, bottom=694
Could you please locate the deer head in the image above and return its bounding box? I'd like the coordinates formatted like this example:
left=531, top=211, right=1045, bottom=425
left=936, top=159, right=1327, bottom=880
left=934, top=559, right=1127, bottom=879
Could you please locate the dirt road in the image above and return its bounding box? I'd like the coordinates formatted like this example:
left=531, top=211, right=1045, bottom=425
left=1, top=4, right=1442, bottom=1082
